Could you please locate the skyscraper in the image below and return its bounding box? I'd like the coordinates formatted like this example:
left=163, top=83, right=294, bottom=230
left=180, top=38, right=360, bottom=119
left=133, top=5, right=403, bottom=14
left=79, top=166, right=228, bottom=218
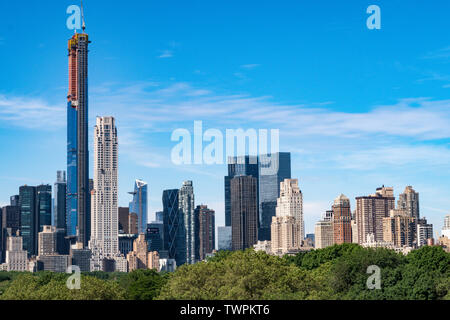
left=314, top=210, right=334, bottom=249
left=54, top=171, right=67, bottom=234
left=218, top=226, right=232, bottom=251
left=270, top=179, right=303, bottom=254
left=397, top=186, right=420, bottom=220
left=67, top=25, right=90, bottom=247
left=417, top=218, right=433, bottom=247
left=231, top=175, right=258, bottom=251
left=355, top=186, right=395, bottom=243
left=19, top=185, right=37, bottom=256
left=129, top=179, right=148, bottom=234
left=162, top=189, right=184, bottom=266
left=258, top=152, right=291, bottom=241
left=90, top=117, right=119, bottom=257
left=332, top=194, right=352, bottom=244
left=383, top=209, right=416, bottom=247
left=1, top=199, right=20, bottom=262
left=179, top=181, right=196, bottom=264
left=37, top=185, right=52, bottom=232
left=195, top=205, right=215, bottom=261
left=224, top=156, right=258, bottom=227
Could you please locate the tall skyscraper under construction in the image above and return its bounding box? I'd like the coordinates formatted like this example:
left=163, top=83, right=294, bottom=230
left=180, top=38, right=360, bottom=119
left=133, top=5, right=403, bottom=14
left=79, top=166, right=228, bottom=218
left=67, top=13, right=90, bottom=247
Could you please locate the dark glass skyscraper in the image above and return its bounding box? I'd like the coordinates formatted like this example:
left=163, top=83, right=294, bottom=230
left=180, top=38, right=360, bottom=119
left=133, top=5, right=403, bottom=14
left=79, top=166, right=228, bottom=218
left=179, top=181, right=195, bottom=264
left=54, top=171, right=67, bottom=233
left=19, top=185, right=37, bottom=256
left=146, top=222, right=164, bottom=253
left=231, top=176, right=258, bottom=251
left=224, top=156, right=258, bottom=227
left=37, top=184, right=52, bottom=232
left=1, top=198, right=21, bottom=262
left=67, top=31, right=90, bottom=247
left=162, top=189, right=185, bottom=266
left=258, top=152, right=291, bottom=241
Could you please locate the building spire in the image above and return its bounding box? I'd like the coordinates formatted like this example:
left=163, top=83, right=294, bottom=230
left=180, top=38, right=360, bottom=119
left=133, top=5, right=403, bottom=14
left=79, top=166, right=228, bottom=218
left=81, top=0, right=86, bottom=32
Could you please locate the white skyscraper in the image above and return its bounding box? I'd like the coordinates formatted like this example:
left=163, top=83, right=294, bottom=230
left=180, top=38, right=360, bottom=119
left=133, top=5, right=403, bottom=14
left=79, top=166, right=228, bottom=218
left=271, top=179, right=304, bottom=254
left=89, top=117, right=126, bottom=271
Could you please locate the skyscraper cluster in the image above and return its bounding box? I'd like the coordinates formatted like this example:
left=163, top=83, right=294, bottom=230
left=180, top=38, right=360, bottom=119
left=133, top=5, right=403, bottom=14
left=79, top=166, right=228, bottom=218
left=313, top=186, right=442, bottom=254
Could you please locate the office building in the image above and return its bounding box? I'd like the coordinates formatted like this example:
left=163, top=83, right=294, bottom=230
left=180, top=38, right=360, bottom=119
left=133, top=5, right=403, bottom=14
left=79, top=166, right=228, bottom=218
left=118, top=233, right=138, bottom=257
left=146, top=222, right=164, bottom=253
left=19, top=185, right=37, bottom=256
left=129, top=179, right=148, bottom=234
left=155, top=211, right=164, bottom=223
left=118, top=207, right=129, bottom=234
left=163, top=189, right=185, bottom=266
left=179, top=181, right=196, bottom=264
left=1, top=202, right=20, bottom=262
left=195, top=205, right=215, bottom=261
left=159, top=258, right=177, bottom=272
left=355, top=186, right=395, bottom=244
left=38, top=225, right=57, bottom=256
left=258, top=153, right=291, bottom=241
left=225, top=155, right=259, bottom=227
left=231, top=175, right=258, bottom=250
left=333, top=194, right=352, bottom=244
left=54, top=171, right=67, bottom=234
left=148, top=251, right=160, bottom=271
left=218, top=226, right=232, bottom=251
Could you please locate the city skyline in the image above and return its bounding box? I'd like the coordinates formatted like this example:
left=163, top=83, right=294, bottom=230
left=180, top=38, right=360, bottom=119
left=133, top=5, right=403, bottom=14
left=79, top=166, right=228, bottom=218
left=1, top=0, right=450, bottom=237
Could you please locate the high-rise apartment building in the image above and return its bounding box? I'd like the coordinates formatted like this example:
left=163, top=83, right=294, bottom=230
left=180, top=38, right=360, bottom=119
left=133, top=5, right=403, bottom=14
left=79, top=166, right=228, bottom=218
left=225, top=156, right=259, bottom=227
left=314, top=210, right=334, bottom=249
left=37, top=185, right=52, bottom=233
left=231, top=175, right=258, bottom=251
left=54, top=171, right=67, bottom=235
left=397, top=186, right=420, bottom=220
left=179, top=181, right=196, bottom=264
left=127, top=233, right=149, bottom=271
left=271, top=179, right=303, bottom=254
left=442, top=215, right=450, bottom=238
left=195, top=205, right=215, bottom=261
left=90, top=117, right=120, bottom=261
left=417, top=218, right=433, bottom=247
left=355, top=186, right=395, bottom=244
left=333, top=194, right=352, bottom=244
left=129, top=180, right=148, bottom=234
left=383, top=209, right=416, bottom=247
left=258, top=152, right=291, bottom=241
left=67, top=28, right=90, bottom=247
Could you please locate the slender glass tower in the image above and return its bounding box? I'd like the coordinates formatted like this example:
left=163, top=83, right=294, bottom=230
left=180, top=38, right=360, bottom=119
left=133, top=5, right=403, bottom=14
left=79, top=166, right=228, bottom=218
left=67, top=26, right=90, bottom=247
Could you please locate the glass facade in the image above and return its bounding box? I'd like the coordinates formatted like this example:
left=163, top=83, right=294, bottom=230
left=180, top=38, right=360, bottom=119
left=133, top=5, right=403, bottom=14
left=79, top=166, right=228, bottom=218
left=19, top=185, right=37, bottom=256
left=179, top=181, right=195, bottom=264
left=146, top=222, right=164, bottom=252
left=218, top=226, right=232, bottom=251
left=54, top=171, right=67, bottom=233
left=224, top=155, right=258, bottom=227
left=162, top=189, right=185, bottom=266
left=129, top=180, right=148, bottom=234
left=67, top=100, right=78, bottom=237
left=258, top=152, right=291, bottom=241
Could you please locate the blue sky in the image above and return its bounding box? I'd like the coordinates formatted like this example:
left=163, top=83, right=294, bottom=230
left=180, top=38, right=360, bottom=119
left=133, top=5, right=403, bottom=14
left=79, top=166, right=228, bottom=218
left=0, top=0, right=449, bottom=235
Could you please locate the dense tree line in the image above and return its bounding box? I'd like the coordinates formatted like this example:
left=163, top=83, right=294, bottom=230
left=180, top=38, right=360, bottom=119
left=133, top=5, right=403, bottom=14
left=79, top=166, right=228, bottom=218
left=0, top=244, right=448, bottom=300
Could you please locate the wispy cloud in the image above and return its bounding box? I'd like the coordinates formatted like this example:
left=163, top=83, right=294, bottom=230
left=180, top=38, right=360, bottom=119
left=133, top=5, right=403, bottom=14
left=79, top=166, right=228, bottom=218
left=241, top=64, right=260, bottom=69
left=158, top=50, right=173, bottom=58
left=0, top=95, right=64, bottom=129
left=422, top=46, right=450, bottom=60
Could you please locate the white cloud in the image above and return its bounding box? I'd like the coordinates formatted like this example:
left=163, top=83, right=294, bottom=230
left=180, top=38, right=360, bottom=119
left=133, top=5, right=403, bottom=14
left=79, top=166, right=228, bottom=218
left=158, top=50, right=173, bottom=58
left=241, top=64, right=260, bottom=69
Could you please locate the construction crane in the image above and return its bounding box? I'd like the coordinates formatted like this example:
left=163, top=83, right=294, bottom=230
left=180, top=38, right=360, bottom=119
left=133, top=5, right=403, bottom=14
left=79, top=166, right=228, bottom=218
left=80, top=0, right=86, bottom=33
